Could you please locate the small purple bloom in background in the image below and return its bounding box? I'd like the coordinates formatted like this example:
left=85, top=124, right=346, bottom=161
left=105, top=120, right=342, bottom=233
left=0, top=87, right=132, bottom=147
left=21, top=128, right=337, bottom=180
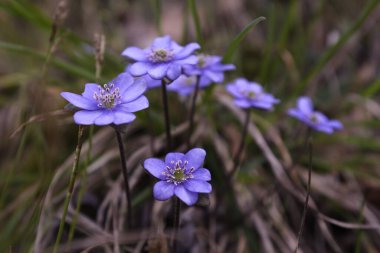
left=61, top=73, right=149, bottom=125
left=184, top=54, right=235, bottom=87
left=287, top=96, right=343, bottom=134
left=226, top=78, right=280, bottom=110
left=167, top=75, right=198, bottom=96
left=143, top=148, right=212, bottom=206
left=122, top=35, right=200, bottom=81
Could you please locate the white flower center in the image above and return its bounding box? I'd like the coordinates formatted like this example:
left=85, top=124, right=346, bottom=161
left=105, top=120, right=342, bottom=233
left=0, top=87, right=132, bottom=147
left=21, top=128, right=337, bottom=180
left=93, top=83, right=121, bottom=109
left=162, top=160, right=194, bottom=185
left=197, top=54, right=208, bottom=68
left=149, top=48, right=173, bottom=63
left=310, top=113, right=319, bottom=123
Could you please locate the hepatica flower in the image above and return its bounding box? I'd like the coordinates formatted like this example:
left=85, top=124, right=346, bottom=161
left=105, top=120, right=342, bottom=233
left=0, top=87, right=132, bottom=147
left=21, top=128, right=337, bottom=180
left=184, top=54, right=235, bottom=87
left=122, top=35, right=200, bottom=81
left=167, top=75, right=198, bottom=96
left=226, top=78, right=280, bottom=110
left=288, top=96, right=343, bottom=134
left=144, top=148, right=212, bottom=206
left=61, top=72, right=149, bottom=125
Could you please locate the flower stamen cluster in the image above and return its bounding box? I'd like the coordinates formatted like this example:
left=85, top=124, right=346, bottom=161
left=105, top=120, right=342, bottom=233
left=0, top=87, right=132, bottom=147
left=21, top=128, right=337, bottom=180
left=163, top=160, right=194, bottom=185
left=148, top=48, right=174, bottom=63
left=93, top=83, right=122, bottom=109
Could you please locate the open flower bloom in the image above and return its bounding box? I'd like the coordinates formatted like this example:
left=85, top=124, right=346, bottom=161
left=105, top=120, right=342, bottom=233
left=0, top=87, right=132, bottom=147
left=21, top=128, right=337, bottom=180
left=61, top=73, right=149, bottom=125
left=144, top=148, right=212, bottom=206
left=122, top=35, right=200, bottom=81
left=226, top=78, right=280, bottom=110
left=287, top=96, right=343, bottom=134
left=184, top=54, right=235, bottom=87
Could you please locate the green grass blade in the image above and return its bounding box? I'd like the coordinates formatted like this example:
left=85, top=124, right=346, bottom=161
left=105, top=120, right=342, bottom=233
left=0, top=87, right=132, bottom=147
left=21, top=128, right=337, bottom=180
left=295, top=0, right=380, bottom=96
left=153, top=0, right=162, bottom=35
left=362, top=78, right=380, bottom=97
left=223, top=16, right=266, bottom=63
left=0, top=41, right=96, bottom=81
left=188, top=0, right=204, bottom=49
left=0, top=1, right=51, bottom=29
left=259, top=5, right=276, bottom=85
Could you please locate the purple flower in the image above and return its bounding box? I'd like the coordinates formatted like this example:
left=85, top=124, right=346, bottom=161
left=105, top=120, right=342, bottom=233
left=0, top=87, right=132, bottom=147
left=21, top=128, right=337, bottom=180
left=61, top=72, right=149, bottom=125
left=184, top=54, right=235, bottom=87
left=287, top=96, right=343, bottom=134
left=143, top=148, right=212, bottom=206
left=226, top=78, right=280, bottom=110
left=122, top=35, right=200, bottom=81
left=125, top=65, right=161, bottom=90
left=167, top=75, right=198, bottom=96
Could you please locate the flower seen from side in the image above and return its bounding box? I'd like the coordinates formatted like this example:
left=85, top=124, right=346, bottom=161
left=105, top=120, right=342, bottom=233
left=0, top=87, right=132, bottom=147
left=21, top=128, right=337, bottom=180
left=122, top=35, right=200, bottom=81
left=61, top=72, right=149, bottom=125
left=143, top=148, right=212, bottom=206
left=287, top=96, right=343, bottom=134
left=167, top=75, right=198, bottom=96
left=184, top=54, right=235, bottom=88
left=226, top=78, right=280, bottom=110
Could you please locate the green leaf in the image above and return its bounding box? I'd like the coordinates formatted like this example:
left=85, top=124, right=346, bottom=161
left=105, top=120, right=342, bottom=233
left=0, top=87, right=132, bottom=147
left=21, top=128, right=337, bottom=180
left=362, top=78, right=380, bottom=97
left=0, top=41, right=96, bottom=81
left=223, top=16, right=266, bottom=63
left=295, top=0, right=380, bottom=96
left=188, top=0, right=204, bottom=49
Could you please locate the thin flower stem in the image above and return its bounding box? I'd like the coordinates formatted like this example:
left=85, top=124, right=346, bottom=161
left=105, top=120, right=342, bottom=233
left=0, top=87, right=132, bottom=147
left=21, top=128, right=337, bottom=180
left=67, top=125, right=94, bottom=244
left=53, top=125, right=85, bottom=253
left=161, top=79, right=172, bottom=151
left=115, top=129, right=132, bottom=229
left=187, top=76, right=201, bottom=148
left=230, top=109, right=251, bottom=176
left=294, top=129, right=313, bottom=253
left=172, top=196, right=181, bottom=252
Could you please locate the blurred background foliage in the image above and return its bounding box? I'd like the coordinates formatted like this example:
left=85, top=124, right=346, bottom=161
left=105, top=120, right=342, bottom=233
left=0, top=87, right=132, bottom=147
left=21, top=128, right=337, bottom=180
left=1, top=0, right=380, bottom=252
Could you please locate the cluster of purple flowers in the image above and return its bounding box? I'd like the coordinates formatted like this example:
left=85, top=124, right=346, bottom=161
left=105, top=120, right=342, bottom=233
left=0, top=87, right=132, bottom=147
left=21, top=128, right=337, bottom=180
left=61, top=34, right=343, bottom=206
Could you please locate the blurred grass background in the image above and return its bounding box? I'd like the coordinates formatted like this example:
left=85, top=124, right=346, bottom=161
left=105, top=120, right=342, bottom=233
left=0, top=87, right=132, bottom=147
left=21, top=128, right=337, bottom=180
left=1, top=0, right=380, bottom=252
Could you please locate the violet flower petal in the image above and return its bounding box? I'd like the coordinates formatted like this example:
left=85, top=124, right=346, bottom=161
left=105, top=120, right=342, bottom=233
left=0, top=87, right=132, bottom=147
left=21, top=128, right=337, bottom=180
left=153, top=181, right=175, bottom=201
left=184, top=179, right=212, bottom=193
left=121, top=79, right=147, bottom=102
left=166, top=64, right=182, bottom=81
left=234, top=99, right=251, bottom=108
left=165, top=152, right=185, bottom=164
left=152, top=35, right=171, bottom=49
left=174, top=185, right=198, bottom=206
left=94, top=111, right=114, bottom=125
left=185, top=148, right=206, bottom=169
left=73, top=110, right=103, bottom=125
left=119, top=96, right=149, bottom=112
left=129, top=62, right=151, bottom=76
left=121, top=46, right=147, bottom=61
left=148, top=64, right=169, bottom=80
left=298, top=96, right=313, bottom=114
left=112, top=111, right=136, bottom=125
left=144, top=158, right=166, bottom=180
left=174, top=43, right=200, bottom=59
left=61, top=92, right=98, bottom=110
left=82, top=83, right=100, bottom=99
left=192, top=168, right=211, bottom=181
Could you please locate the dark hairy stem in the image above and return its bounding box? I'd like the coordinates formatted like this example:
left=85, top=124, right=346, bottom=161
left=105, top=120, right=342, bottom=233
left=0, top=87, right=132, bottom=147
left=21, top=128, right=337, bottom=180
left=187, top=76, right=201, bottom=149
left=161, top=79, right=172, bottom=151
left=230, top=109, right=251, bottom=176
left=115, top=129, right=132, bottom=228
left=294, top=129, right=313, bottom=253
left=172, top=197, right=181, bottom=252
